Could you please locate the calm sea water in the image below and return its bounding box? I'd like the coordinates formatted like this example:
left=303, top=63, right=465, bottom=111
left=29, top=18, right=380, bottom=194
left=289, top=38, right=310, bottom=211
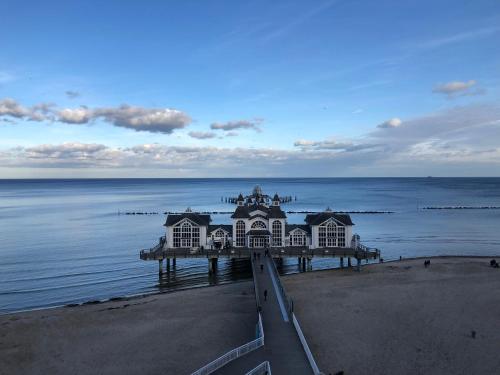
left=1, top=178, right=500, bottom=314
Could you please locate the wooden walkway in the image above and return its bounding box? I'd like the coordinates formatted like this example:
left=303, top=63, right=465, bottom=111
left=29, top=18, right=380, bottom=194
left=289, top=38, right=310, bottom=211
left=214, top=252, right=313, bottom=375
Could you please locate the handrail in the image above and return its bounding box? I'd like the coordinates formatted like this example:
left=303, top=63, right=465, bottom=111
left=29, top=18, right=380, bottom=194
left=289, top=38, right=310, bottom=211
left=292, top=313, right=322, bottom=375
left=245, top=361, right=272, bottom=375
left=268, top=256, right=323, bottom=375
left=190, top=312, right=264, bottom=375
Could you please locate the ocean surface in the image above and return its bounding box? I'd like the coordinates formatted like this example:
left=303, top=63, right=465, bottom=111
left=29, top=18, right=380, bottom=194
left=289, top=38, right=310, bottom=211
left=1, top=178, right=500, bottom=314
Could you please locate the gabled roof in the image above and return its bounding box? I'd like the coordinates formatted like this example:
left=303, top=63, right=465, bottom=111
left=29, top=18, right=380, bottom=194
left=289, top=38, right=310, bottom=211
left=268, top=206, right=287, bottom=218
left=231, top=206, right=251, bottom=219
left=208, top=224, right=233, bottom=234
left=286, top=224, right=311, bottom=235
left=165, top=213, right=211, bottom=227
left=231, top=204, right=287, bottom=219
left=304, top=212, right=354, bottom=226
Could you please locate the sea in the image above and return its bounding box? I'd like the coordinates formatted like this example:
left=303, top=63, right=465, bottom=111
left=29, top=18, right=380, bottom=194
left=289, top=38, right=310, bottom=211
left=1, top=178, right=500, bottom=314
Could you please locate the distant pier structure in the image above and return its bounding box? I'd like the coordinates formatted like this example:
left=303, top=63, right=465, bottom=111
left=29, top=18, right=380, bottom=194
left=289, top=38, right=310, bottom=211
left=140, top=185, right=380, bottom=274
left=222, top=185, right=295, bottom=205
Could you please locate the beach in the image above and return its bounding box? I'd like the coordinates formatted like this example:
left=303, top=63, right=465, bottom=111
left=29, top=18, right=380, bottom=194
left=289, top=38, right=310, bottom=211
left=2, top=257, right=500, bottom=375
left=283, top=257, right=500, bottom=375
left=0, top=281, right=255, bottom=375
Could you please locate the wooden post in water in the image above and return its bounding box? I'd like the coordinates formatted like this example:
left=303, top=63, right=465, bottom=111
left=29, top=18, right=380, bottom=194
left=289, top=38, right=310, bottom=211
left=347, top=257, right=352, bottom=268
left=173, top=258, right=176, bottom=267
left=159, top=259, right=164, bottom=274
left=357, top=258, right=361, bottom=272
left=340, top=257, right=344, bottom=268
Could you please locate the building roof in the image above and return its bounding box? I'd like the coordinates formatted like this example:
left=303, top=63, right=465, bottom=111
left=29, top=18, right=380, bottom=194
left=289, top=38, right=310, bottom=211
left=231, top=204, right=287, bottom=219
left=268, top=205, right=287, bottom=218
left=273, top=193, right=280, bottom=201
left=164, top=213, right=211, bottom=227
left=208, top=224, right=233, bottom=233
left=304, top=212, right=354, bottom=226
left=231, top=206, right=251, bottom=219
left=246, top=229, right=271, bottom=236
left=236, top=193, right=244, bottom=201
left=285, top=224, right=311, bottom=235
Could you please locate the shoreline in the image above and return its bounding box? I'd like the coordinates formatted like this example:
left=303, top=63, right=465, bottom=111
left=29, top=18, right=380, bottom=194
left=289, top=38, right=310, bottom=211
left=2, top=254, right=499, bottom=316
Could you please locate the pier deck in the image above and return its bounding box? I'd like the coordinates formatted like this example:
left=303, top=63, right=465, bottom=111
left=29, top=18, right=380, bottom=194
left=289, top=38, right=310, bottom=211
left=140, top=245, right=380, bottom=261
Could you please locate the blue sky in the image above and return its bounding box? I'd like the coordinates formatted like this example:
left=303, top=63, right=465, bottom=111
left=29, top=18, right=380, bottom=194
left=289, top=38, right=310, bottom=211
left=1, top=0, right=499, bottom=177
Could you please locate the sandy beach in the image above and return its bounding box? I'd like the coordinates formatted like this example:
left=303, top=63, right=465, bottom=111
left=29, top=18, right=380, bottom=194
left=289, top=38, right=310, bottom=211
left=0, top=281, right=256, bottom=375
left=283, top=257, right=500, bottom=375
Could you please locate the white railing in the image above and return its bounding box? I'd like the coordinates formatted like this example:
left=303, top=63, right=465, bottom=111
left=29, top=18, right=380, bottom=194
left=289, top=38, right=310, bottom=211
left=292, top=313, right=322, bottom=375
left=191, top=313, right=264, bottom=375
left=268, top=258, right=323, bottom=375
left=245, top=361, right=272, bottom=375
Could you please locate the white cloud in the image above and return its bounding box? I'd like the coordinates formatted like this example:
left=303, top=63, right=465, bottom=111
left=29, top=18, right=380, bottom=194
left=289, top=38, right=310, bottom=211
left=0, top=98, right=49, bottom=122
left=188, top=131, right=217, bottom=139
left=377, top=118, right=402, bottom=129
left=0, top=98, right=192, bottom=134
left=58, top=107, right=93, bottom=124
left=210, top=119, right=263, bottom=132
left=432, top=80, right=483, bottom=98
left=294, top=139, right=378, bottom=152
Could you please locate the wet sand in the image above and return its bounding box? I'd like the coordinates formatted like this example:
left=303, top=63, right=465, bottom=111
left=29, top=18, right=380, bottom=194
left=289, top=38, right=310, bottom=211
left=283, top=257, right=500, bottom=375
left=0, top=281, right=256, bottom=375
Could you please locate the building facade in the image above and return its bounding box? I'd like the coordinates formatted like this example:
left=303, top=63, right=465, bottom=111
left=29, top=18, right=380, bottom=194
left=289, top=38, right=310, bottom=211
left=163, top=187, right=355, bottom=250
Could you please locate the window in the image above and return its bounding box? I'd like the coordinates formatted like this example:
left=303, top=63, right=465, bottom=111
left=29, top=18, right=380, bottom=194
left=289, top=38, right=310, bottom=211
left=337, top=226, right=345, bottom=247
left=236, top=220, right=245, bottom=247
left=251, top=220, right=266, bottom=229
left=173, top=226, right=181, bottom=247
left=272, top=220, right=282, bottom=246
left=172, top=220, right=200, bottom=248
left=291, top=231, right=306, bottom=246
left=318, top=220, right=340, bottom=247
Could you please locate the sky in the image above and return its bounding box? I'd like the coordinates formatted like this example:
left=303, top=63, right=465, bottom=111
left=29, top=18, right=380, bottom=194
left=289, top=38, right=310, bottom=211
left=1, top=0, right=499, bottom=177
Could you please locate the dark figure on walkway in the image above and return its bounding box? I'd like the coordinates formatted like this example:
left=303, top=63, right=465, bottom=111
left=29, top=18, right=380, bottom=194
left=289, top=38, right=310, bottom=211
left=424, top=260, right=431, bottom=267
left=490, top=259, right=499, bottom=268
left=260, top=264, right=264, bottom=273
left=264, top=289, right=268, bottom=301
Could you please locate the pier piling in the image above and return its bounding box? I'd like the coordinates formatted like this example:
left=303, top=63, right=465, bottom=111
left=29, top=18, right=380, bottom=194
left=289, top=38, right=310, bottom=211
left=158, top=259, right=164, bottom=274
left=357, top=258, right=361, bottom=272
left=347, top=257, right=352, bottom=268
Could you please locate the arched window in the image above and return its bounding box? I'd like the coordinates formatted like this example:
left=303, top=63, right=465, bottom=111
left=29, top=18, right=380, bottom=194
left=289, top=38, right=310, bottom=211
left=272, top=220, right=282, bottom=246
left=318, top=220, right=339, bottom=247
left=173, top=220, right=200, bottom=248
left=236, top=220, right=246, bottom=247
left=251, top=220, right=266, bottom=229
left=213, top=229, right=225, bottom=239
left=291, top=231, right=306, bottom=246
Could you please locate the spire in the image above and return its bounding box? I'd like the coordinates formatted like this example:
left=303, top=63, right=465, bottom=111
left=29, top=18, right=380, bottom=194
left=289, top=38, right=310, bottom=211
left=272, top=193, right=280, bottom=206
left=237, top=193, right=244, bottom=206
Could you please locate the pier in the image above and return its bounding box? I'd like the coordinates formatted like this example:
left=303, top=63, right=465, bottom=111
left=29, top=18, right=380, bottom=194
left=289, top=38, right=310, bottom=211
left=140, top=240, right=380, bottom=274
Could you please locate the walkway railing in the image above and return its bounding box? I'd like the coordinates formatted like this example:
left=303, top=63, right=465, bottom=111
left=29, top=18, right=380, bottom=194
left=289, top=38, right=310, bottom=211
left=191, top=259, right=264, bottom=375
left=191, top=313, right=264, bottom=375
left=245, top=361, right=272, bottom=375
left=268, top=258, right=323, bottom=375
